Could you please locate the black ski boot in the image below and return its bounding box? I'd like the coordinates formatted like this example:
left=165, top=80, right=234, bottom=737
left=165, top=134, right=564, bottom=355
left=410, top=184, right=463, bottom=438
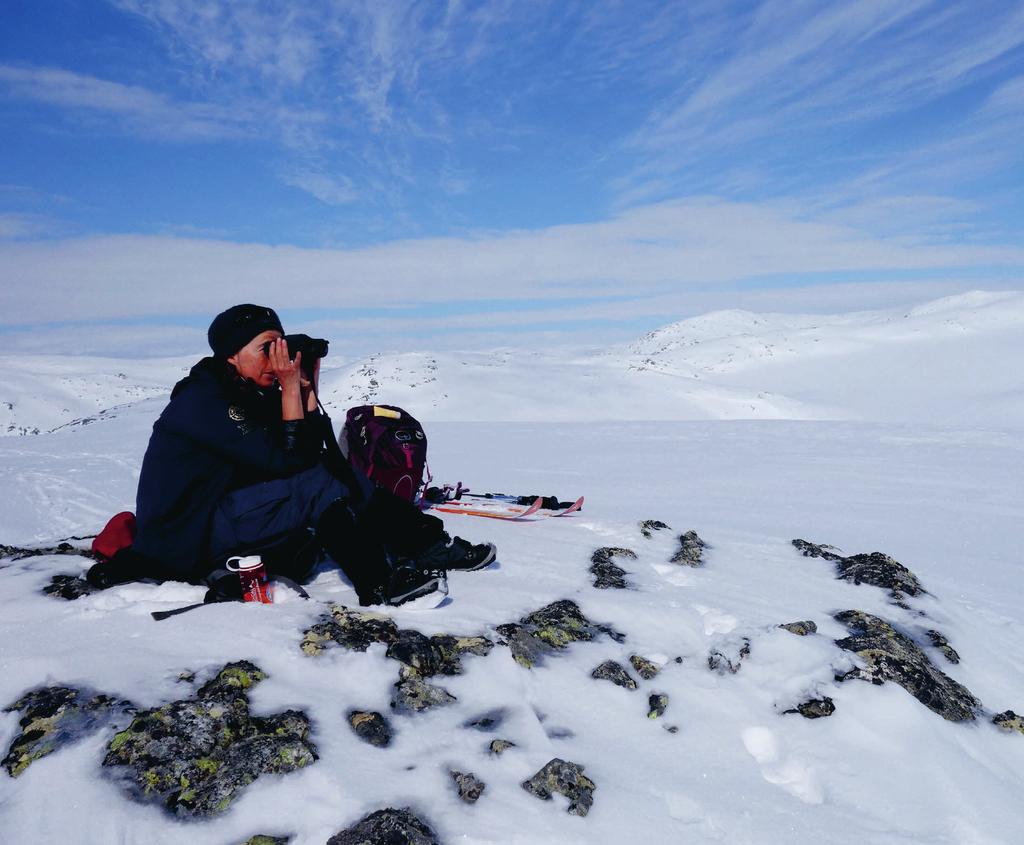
left=375, top=563, right=448, bottom=607
left=317, top=499, right=447, bottom=606
left=412, top=536, right=497, bottom=572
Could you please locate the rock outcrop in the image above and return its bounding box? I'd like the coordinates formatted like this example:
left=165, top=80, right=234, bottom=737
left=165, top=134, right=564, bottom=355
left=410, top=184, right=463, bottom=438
left=326, top=808, right=441, bottom=845
left=303, top=606, right=494, bottom=716
left=103, top=661, right=316, bottom=817
left=489, top=739, right=516, bottom=755
left=450, top=769, right=486, bottom=803
left=496, top=600, right=626, bottom=668
left=833, top=611, right=979, bottom=721
left=522, top=758, right=596, bottom=816
left=779, top=620, right=817, bottom=636
left=647, top=693, right=669, bottom=719
left=348, top=711, right=393, bottom=748
left=3, top=685, right=130, bottom=777
left=591, top=660, right=638, bottom=690
left=992, top=711, right=1024, bottom=735
left=708, top=639, right=751, bottom=675
left=926, top=629, right=961, bottom=664
left=589, top=547, right=635, bottom=589
left=639, top=519, right=670, bottom=538
left=670, top=531, right=706, bottom=566
left=793, top=540, right=925, bottom=601
left=784, top=697, right=835, bottom=719
left=43, top=574, right=97, bottom=600
left=629, top=655, right=662, bottom=679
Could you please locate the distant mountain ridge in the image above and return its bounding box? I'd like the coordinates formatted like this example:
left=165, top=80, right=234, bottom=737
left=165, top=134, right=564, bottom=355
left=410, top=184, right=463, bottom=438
left=3, top=290, right=1023, bottom=435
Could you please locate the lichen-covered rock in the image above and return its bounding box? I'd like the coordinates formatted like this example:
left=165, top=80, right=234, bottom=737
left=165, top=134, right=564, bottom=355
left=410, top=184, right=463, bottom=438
left=992, top=710, right=1024, bottom=735
left=301, top=606, right=399, bottom=656
left=238, top=836, right=290, bottom=845
left=102, top=661, right=317, bottom=817
left=833, top=611, right=979, bottom=722
left=496, top=600, right=625, bottom=669
left=591, top=660, right=637, bottom=690
left=793, top=540, right=925, bottom=601
left=779, top=620, right=817, bottom=636
left=348, top=711, right=393, bottom=748
left=639, top=520, right=671, bottom=538
left=647, top=693, right=669, bottom=719
left=708, top=639, right=750, bottom=675
left=629, top=655, right=661, bottom=679
left=450, top=769, right=486, bottom=803
left=589, top=547, right=635, bottom=589
left=391, top=669, right=456, bottom=714
left=926, top=630, right=961, bottom=664
left=3, top=685, right=130, bottom=777
left=784, top=697, right=835, bottom=719
left=521, top=758, right=596, bottom=817
left=489, top=739, right=516, bottom=755
left=326, top=808, right=441, bottom=845
left=386, top=630, right=493, bottom=678
left=43, top=574, right=97, bottom=600
left=670, top=530, right=706, bottom=566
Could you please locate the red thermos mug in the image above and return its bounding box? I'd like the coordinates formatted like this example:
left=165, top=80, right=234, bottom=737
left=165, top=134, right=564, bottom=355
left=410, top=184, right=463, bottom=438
left=225, top=555, right=273, bottom=604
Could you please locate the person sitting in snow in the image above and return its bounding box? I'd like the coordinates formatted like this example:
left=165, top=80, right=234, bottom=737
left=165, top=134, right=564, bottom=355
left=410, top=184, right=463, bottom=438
left=87, top=303, right=495, bottom=605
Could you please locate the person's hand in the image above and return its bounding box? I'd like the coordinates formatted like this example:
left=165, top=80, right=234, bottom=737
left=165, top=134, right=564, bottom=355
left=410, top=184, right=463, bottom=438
left=268, top=338, right=302, bottom=394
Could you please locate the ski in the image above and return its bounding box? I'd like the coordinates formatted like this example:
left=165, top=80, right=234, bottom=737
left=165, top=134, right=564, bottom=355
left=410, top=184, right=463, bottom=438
left=430, top=496, right=544, bottom=521
left=549, top=495, right=585, bottom=516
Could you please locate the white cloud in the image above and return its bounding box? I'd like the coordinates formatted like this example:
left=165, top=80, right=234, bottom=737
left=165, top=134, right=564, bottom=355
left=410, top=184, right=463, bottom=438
left=280, top=167, right=358, bottom=205
left=3, top=197, right=1022, bottom=326
left=0, top=65, right=246, bottom=140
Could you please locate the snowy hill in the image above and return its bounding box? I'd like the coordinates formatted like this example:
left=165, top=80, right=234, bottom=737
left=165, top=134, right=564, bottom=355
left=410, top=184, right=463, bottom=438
left=3, top=291, right=1023, bottom=435
left=1, top=291, right=1023, bottom=843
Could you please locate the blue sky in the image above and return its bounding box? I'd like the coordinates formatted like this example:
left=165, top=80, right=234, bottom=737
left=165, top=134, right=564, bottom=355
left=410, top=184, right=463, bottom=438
left=1, top=0, right=1023, bottom=356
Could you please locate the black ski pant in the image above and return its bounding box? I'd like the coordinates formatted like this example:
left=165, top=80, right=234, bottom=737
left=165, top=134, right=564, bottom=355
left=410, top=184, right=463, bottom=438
left=206, top=462, right=443, bottom=597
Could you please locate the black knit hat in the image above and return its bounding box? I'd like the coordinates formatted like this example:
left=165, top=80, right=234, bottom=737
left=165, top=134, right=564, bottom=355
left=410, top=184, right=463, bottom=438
left=207, top=304, right=284, bottom=358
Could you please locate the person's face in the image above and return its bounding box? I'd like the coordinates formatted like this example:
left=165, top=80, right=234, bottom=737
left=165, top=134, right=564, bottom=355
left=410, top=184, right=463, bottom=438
left=227, top=329, right=282, bottom=387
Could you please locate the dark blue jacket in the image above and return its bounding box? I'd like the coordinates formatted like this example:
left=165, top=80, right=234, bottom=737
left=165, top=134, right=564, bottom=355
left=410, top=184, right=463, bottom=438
left=133, top=357, right=325, bottom=580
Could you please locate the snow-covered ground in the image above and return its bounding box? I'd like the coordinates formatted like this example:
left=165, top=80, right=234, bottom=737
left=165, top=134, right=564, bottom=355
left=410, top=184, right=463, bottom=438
left=1, top=290, right=1023, bottom=844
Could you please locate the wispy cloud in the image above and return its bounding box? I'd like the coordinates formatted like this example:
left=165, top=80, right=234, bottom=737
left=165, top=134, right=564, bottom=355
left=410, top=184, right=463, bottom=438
left=618, top=1, right=1024, bottom=209
left=0, top=65, right=246, bottom=140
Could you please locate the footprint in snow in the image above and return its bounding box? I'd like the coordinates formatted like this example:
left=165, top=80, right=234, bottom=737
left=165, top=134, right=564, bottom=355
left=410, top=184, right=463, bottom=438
left=741, top=726, right=824, bottom=805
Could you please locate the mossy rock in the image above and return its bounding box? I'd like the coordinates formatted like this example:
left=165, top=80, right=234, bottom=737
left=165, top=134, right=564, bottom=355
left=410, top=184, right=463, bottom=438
left=639, top=519, right=671, bottom=538
left=326, top=808, right=441, bottom=845
left=102, top=661, right=317, bottom=818
left=779, top=620, right=817, bottom=636
left=390, top=670, right=456, bottom=715
left=834, top=611, right=979, bottom=722
left=300, top=606, right=400, bottom=656
left=589, top=547, right=635, bottom=589
left=793, top=540, right=925, bottom=601
left=2, top=685, right=130, bottom=777
left=647, top=693, right=669, bottom=719
left=992, top=710, right=1024, bottom=735
left=496, top=599, right=626, bottom=668
left=591, top=660, right=637, bottom=690
left=348, top=710, right=393, bottom=748
left=450, top=769, right=485, bottom=803
left=629, top=655, right=662, bottom=679
left=670, top=530, right=706, bottom=566
left=385, top=630, right=493, bottom=678
left=522, top=757, right=596, bottom=816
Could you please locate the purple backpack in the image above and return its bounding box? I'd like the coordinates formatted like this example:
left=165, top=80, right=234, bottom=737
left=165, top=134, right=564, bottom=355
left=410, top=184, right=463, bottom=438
left=343, top=405, right=428, bottom=502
